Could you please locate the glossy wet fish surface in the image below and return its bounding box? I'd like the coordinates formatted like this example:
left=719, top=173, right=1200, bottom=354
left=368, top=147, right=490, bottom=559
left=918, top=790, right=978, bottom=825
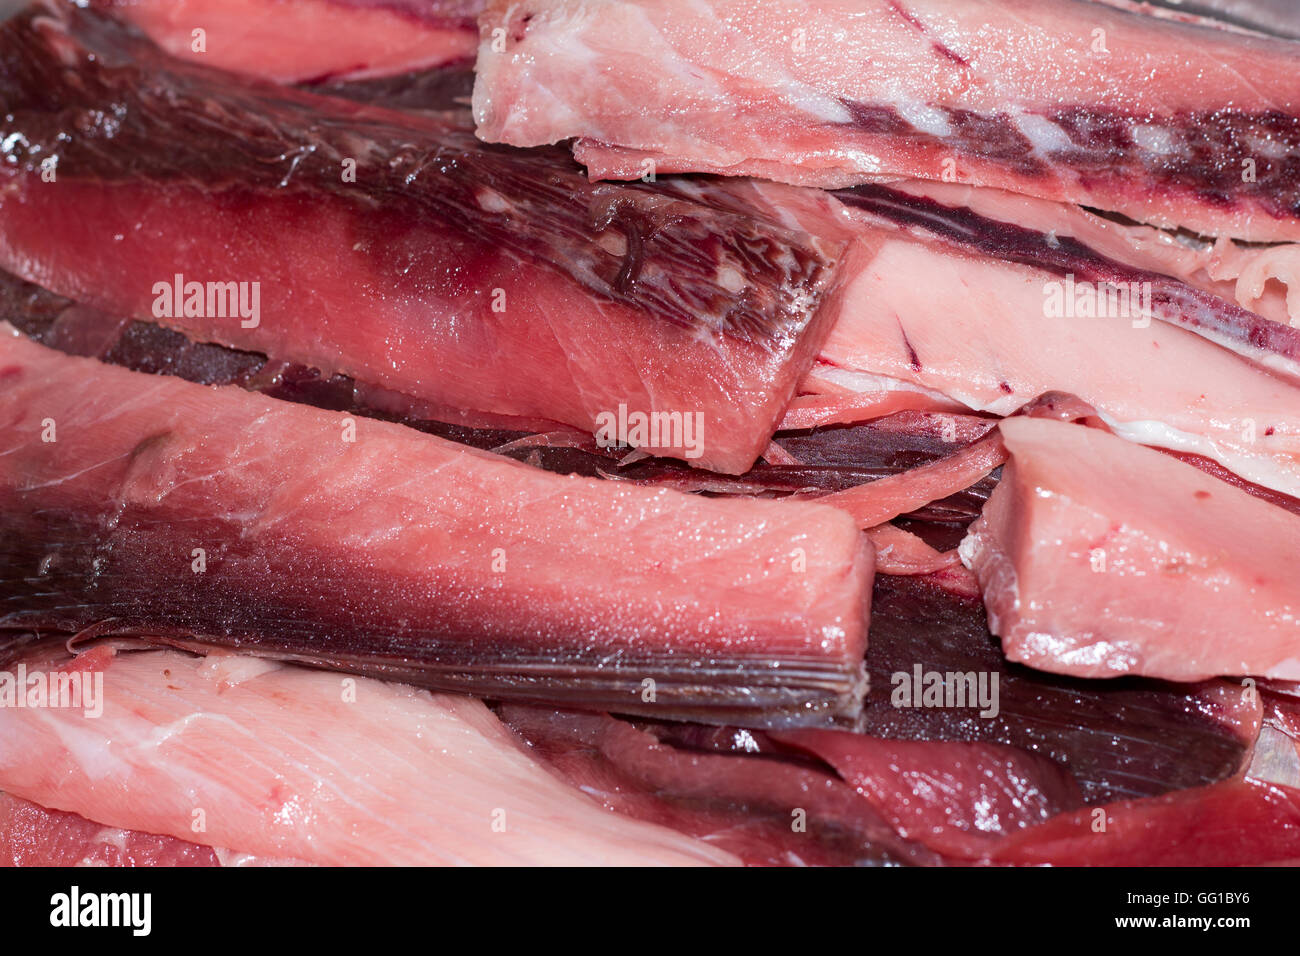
left=2, top=0, right=1300, bottom=869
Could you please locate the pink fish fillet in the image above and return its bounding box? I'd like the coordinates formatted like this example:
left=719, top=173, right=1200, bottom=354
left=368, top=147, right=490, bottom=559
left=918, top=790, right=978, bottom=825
left=863, top=524, right=962, bottom=577
left=0, top=648, right=737, bottom=866
left=960, top=417, right=1300, bottom=682
left=93, top=0, right=482, bottom=82
left=815, top=184, right=1300, bottom=498
left=474, top=0, right=1300, bottom=242
left=0, top=327, right=872, bottom=724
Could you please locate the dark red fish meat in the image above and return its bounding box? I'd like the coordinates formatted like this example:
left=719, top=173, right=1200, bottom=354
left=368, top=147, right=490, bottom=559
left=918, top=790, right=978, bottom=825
left=0, top=2, right=845, bottom=474
left=987, top=776, right=1300, bottom=866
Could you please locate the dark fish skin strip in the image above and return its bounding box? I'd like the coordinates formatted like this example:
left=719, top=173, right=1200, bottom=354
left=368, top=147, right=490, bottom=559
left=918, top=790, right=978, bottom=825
left=307, top=62, right=477, bottom=112
left=863, top=575, right=1257, bottom=804
left=833, top=100, right=1300, bottom=224
left=833, top=183, right=1300, bottom=375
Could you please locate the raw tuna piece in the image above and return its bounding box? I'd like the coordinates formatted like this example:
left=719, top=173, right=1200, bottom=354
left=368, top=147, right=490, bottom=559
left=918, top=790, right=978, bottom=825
left=864, top=574, right=1259, bottom=804
left=498, top=705, right=928, bottom=866
left=93, top=0, right=482, bottom=82
left=0, top=647, right=737, bottom=866
left=475, top=0, right=1300, bottom=242
left=500, top=705, right=1081, bottom=865
left=1, top=263, right=1001, bottom=532
left=863, top=524, right=963, bottom=577
left=771, top=728, right=1083, bottom=859
left=987, top=776, right=1300, bottom=866
left=0, top=328, right=872, bottom=723
left=832, top=183, right=1300, bottom=383
left=0, top=2, right=845, bottom=474
left=817, top=184, right=1300, bottom=498
left=0, top=791, right=221, bottom=867
left=961, top=417, right=1300, bottom=681
left=779, top=388, right=963, bottom=431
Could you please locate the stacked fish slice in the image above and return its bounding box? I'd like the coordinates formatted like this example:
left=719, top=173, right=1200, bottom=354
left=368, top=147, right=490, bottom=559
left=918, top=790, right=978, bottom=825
left=0, top=0, right=1298, bottom=866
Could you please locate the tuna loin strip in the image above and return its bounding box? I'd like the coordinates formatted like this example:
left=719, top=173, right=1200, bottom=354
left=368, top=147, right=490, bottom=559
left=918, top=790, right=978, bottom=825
left=0, top=2, right=844, bottom=474
left=0, top=265, right=999, bottom=528
left=475, top=0, right=1300, bottom=242
left=816, top=431, right=1007, bottom=529
left=0, top=647, right=737, bottom=866
left=0, top=328, right=872, bottom=724
left=961, top=417, right=1300, bottom=681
